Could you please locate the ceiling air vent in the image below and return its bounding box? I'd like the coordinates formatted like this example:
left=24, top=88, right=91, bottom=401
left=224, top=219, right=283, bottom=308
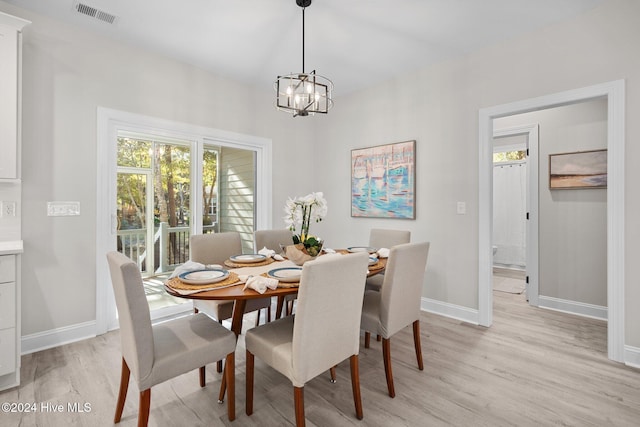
left=74, top=2, right=117, bottom=25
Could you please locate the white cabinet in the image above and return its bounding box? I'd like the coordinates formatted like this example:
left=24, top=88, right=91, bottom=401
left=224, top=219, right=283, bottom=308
left=0, top=12, right=29, bottom=180
left=0, top=255, right=18, bottom=385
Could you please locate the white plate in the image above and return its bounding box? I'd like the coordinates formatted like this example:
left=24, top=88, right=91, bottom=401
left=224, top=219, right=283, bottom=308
left=268, top=267, right=303, bottom=283
left=347, top=246, right=378, bottom=254
left=179, top=269, right=229, bottom=285
left=229, top=254, right=267, bottom=264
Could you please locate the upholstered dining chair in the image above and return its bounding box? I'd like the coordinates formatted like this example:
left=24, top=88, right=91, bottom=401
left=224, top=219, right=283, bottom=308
left=245, top=252, right=370, bottom=427
left=360, top=241, right=430, bottom=398
left=191, top=232, right=272, bottom=374
left=365, top=228, right=411, bottom=292
left=254, top=228, right=291, bottom=255
left=254, top=228, right=294, bottom=318
left=106, top=251, right=237, bottom=426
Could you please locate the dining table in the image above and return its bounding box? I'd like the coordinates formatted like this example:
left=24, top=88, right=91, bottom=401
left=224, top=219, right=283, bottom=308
left=164, top=249, right=386, bottom=402
left=164, top=250, right=386, bottom=337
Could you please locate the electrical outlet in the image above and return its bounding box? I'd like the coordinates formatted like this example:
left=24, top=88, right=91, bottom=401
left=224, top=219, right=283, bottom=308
left=1, top=201, right=17, bottom=217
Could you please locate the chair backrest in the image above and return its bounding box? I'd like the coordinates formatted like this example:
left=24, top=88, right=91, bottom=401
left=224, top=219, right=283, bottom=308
left=106, top=251, right=154, bottom=384
left=369, top=228, right=411, bottom=249
left=379, top=242, right=430, bottom=337
left=190, top=232, right=242, bottom=265
left=291, top=252, right=369, bottom=386
left=254, top=229, right=292, bottom=253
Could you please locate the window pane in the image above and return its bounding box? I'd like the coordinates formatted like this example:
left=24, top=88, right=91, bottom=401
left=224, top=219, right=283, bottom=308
left=494, top=150, right=526, bottom=163
left=117, top=137, right=152, bottom=168
left=203, top=147, right=218, bottom=234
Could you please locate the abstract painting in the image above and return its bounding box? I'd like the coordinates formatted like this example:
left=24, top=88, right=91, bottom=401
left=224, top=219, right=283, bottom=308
left=549, top=149, right=607, bottom=189
left=351, top=140, right=415, bottom=218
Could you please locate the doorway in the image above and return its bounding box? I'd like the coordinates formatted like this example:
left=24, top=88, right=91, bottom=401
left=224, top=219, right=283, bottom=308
left=96, top=107, right=273, bottom=334
left=492, top=128, right=531, bottom=300
left=478, top=80, right=625, bottom=362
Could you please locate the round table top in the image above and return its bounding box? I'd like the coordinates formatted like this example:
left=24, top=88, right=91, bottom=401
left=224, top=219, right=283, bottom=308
left=165, top=255, right=386, bottom=301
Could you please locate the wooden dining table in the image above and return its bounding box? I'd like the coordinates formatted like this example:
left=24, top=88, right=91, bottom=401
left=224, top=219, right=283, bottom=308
left=164, top=252, right=386, bottom=337
left=164, top=250, right=385, bottom=402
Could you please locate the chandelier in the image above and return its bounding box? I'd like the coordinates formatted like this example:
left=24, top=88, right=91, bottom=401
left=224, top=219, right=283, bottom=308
left=274, top=0, right=333, bottom=117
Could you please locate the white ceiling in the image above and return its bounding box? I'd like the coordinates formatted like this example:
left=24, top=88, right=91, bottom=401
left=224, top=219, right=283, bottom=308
left=4, top=0, right=606, bottom=96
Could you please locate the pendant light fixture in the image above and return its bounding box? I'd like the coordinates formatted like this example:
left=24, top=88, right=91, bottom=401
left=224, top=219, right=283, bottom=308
left=275, top=0, right=333, bottom=117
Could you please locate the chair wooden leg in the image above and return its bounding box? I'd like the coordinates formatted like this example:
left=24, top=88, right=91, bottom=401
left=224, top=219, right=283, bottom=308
left=218, top=364, right=227, bottom=403
left=255, top=309, right=261, bottom=327
left=329, top=366, right=337, bottom=383
left=267, top=305, right=271, bottom=322
left=199, top=366, right=206, bottom=387
left=114, top=358, right=130, bottom=423
left=412, top=320, right=424, bottom=370
left=350, top=355, right=364, bottom=420
left=382, top=338, right=395, bottom=398
left=376, top=335, right=381, bottom=341
left=225, top=352, right=235, bottom=421
left=364, top=331, right=371, bottom=348
left=138, top=389, right=151, bottom=427
left=246, top=350, right=255, bottom=416
left=217, top=319, right=224, bottom=373
left=276, top=296, right=285, bottom=320
left=294, top=386, right=306, bottom=427
left=286, top=300, right=294, bottom=316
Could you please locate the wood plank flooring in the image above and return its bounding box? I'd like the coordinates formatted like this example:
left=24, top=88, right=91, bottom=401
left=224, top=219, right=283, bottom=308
left=2, top=292, right=640, bottom=426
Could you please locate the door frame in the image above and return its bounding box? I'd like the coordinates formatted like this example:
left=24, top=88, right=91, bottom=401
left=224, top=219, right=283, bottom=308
left=96, top=107, right=272, bottom=334
left=478, top=79, right=625, bottom=362
left=492, top=124, right=539, bottom=307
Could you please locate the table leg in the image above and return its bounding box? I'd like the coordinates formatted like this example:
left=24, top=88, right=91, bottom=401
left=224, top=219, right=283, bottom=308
left=219, top=299, right=247, bottom=402
left=230, top=299, right=247, bottom=337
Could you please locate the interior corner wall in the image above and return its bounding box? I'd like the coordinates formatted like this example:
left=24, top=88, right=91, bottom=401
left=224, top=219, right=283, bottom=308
left=494, top=98, right=608, bottom=307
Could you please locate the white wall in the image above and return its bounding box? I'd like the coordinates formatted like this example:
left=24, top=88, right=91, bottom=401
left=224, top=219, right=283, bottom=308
left=495, top=99, right=608, bottom=307
left=0, top=1, right=315, bottom=336
left=3, top=0, right=640, bottom=354
left=314, top=0, right=640, bottom=348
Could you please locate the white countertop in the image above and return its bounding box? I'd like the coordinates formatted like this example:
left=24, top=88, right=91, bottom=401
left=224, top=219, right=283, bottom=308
left=0, top=240, right=23, bottom=255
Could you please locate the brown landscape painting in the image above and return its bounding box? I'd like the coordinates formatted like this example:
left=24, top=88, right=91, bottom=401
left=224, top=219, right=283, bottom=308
left=549, top=149, right=607, bottom=189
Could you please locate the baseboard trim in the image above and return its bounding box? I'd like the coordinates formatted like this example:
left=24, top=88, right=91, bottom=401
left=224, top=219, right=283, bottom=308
left=624, top=345, right=640, bottom=369
left=422, top=297, right=479, bottom=325
left=537, top=295, right=607, bottom=321
left=21, top=321, right=96, bottom=355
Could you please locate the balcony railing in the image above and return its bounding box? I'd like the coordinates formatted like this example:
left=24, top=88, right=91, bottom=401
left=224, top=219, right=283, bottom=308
left=117, top=222, right=216, bottom=276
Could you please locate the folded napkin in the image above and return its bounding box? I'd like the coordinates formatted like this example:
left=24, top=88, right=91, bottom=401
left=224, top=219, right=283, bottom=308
left=377, top=248, right=390, bottom=258
left=170, top=260, right=223, bottom=278
left=258, top=246, right=285, bottom=261
left=322, top=247, right=336, bottom=254
left=242, top=275, right=279, bottom=294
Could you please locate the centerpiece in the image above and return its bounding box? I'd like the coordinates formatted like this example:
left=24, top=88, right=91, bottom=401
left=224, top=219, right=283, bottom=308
left=283, top=192, right=327, bottom=265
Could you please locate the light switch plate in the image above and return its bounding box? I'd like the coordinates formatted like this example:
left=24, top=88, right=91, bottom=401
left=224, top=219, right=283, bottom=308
left=47, top=201, right=80, bottom=216
left=457, top=201, right=466, bottom=215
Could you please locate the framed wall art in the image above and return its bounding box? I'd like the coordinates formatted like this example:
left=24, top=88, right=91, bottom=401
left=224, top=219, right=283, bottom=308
left=351, top=140, right=415, bottom=219
left=549, top=149, right=607, bottom=189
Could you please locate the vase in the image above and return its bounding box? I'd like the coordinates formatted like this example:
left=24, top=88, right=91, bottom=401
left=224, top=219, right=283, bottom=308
left=285, top=242, right=322, bottom=266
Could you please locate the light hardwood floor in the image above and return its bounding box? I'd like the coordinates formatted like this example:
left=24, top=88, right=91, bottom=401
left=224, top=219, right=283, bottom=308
left=2, top=292, right=640, bottom=426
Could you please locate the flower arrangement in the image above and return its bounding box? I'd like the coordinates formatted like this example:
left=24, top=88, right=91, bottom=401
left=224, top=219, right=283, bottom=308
left=283, top=191, right=328, bottom=257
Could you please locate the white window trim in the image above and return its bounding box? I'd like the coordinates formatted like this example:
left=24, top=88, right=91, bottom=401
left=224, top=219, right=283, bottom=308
left=95, top=107, right=272, bottom=334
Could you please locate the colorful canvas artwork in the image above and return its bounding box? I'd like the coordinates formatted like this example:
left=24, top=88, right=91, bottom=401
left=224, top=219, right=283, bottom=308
left=351, top=140, right=415, bottom=219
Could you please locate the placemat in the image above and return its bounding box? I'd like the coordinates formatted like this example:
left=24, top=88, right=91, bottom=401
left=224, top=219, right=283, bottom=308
left=166, top=271, right=240, bottom=291
left=224, top=257, right=276, bottom=268
left=368, top=260, right=384, bottom=271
